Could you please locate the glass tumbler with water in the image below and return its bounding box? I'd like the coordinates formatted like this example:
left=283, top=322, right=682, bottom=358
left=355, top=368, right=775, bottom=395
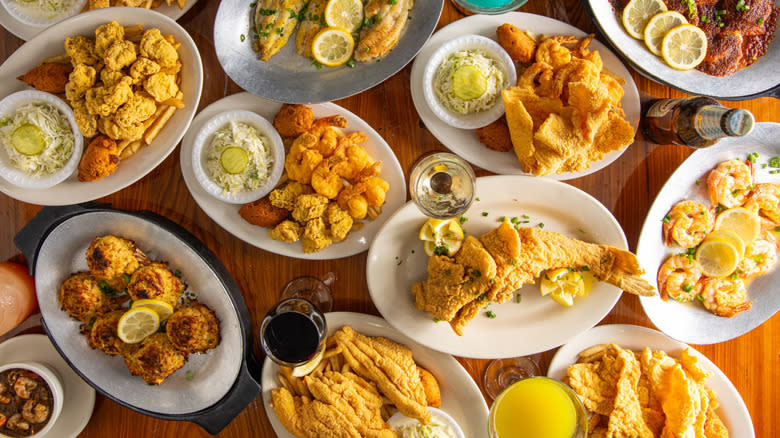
left=409, top=152, right=476, bottom=219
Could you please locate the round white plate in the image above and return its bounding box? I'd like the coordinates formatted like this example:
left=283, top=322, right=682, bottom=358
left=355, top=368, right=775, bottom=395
left=180, top=92, right=406, bottom=260
left=547, top=324, right=755, bottom=437
left=260, top=312, right=488, bottom=438
left=0, top=0, right=199, bottom=41
left=0, top=334, right=96, bottom=438
left=0, top=7, right=203, bottom=206
left=409, top=12, right=641, bottom=180
left=367, top=175, right=627, bottom=359
left=636, top=122, right=780, bottom=345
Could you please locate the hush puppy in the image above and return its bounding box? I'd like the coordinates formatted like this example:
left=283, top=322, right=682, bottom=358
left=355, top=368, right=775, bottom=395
left=273, top=103, right=314, bottom=138
left=239, top=196, right=290, bottom=228
left=496, top=23, right=536, bottom=64
left=78, top=135, right=120, bottom=182
left=17, top=62, right=74, bottom=94
left=476, top=117, right=513, bottom=152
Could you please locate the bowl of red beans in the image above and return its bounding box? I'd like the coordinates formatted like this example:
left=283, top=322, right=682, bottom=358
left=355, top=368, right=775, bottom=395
left=0, top=362, right=62, bottom=438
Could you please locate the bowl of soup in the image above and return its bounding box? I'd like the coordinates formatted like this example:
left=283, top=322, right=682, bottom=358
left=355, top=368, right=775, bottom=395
left=0, top=362, right=62, bottom=438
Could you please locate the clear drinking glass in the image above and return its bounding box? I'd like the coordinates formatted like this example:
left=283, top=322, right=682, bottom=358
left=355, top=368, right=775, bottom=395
left=483, top=356, right=541, bottom=401
left=450, top=0, right=528, bottom=15
left=279, top=272, right=335, bottom=313
left=260, top=297, right=328, bottom=368
left=409, top=152, right=476, bottom=219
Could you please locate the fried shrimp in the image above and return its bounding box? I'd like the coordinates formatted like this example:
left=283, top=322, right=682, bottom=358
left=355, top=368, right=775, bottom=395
left=311, top=156, right=345, bottom=199
left=657, top=255, right=703, bottom=302
left=662, top=200, right=714, bottom=248
left=336, top=163, right=389, bottom=219
left=700, top=277, right=752, bottom=317
left=332, top=132, right=370, bottom=180
left=707, top=159, right=753, bottom=208
left=739, top=232, right=778, bottom=278
left=284, top=133, right=322, bottom=184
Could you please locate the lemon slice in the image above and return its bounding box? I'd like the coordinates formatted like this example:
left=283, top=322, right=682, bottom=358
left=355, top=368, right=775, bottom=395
left=324, top=0, right=364, bottom=33
left=622, top=0, right=668, bottom=39
left=11, top=124, right=45, bottom=156
left=452, top=65, right=487, bottom=100
left=291, top=346, right=326, bottom=377
left=540, top=268, right=587, bottom=307
left=131, top=299, right=174, bottom=321
left=705, top=229, right=745, bottom=260
left=117, top=307, right=160, bottom=344
left=695, top=239, right=740, bottom=278
left=312, top=27, right=355, bottom=67
left=643, top=11, right=687, bottom=55
left=220, top=147, right=249, bottom=174
left=661, top=24, right=707, bottom=70
left=714, top=207, right=761, bottom=245
left=420, top=218, right=464, bottom=256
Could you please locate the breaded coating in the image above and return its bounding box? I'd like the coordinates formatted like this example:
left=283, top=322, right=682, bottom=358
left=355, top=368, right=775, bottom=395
left=292, top=194, right=329, bottom=223
left=86, top=234, right=148, bottom=279
left=103, top=40, right=137, bottom=71
left=85, top=76, right=133, bottom=117
left=86, top=309, right=125, bottom=355
left=476, top=117, right=514, bottom=152
left=94, top=21, right=124, bottom=58
left=166, top=302, right=220, bottom=354
left=129, top=57, right=161, bottom=84
left=59, top=272, right=113, bottom=321
left=302, top=218, right=332, bottom=253
left=417, top=366, right=441, bottom=408
left=65, top=64, right=97, bottom=101
left=99, top=69, right=125, bottom=87
left=127, top=262, right=184, bottom=308
left=273, top=104, right=315, bottom=137
left=139, top=29, right=179, bottom=68
left=72, top=99, right=98, bottom=138
left=99, top=115, right=145, bottom=141
left=239, top=196, right=290, bottom=228
left=496, top=23, right=536, bottom=63
left=65, top=36, right=99, bottom=65
left=326, top=203, right=353, bottom=241
left=114, top=93, right=156, bottom=129
left=143, top=72, right=178, bottom=103
left=17, top=63, right=74, bottom=94
left=269, top=181, right=313, bottom=210
left=121, top=332, right=186, bottom=385
left=78, top=135, right=120, bottom=182
left=269, top=220, right=303, bottom=242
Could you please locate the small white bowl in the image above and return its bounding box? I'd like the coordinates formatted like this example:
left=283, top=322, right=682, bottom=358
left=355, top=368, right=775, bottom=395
left=191, top=110, right=285, bottom=205
left=0, top=90, right=83, bottom=190
left=0, top=361, right=64, bottom=438
left=1, top=0, right=87, bottom=28
left=423, top=35, right=516, bottom=130
left=387, top=407, right=466, bottom=438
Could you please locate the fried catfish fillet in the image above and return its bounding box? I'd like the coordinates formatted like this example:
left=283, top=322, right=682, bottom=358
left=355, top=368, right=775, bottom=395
left=354, top=0, right=413, bottom=62
left=254, top=0, right=306, bottom=61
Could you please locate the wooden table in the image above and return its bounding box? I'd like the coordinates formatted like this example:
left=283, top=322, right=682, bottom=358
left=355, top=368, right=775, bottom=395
left=0, top=0, right=778, bottom=436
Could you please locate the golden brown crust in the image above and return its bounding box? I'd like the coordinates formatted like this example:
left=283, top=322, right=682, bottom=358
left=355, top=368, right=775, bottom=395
left=476, top=117, right=514, bottom=152
left=273, top=103, right=315, bottom=138
left=496, top=23, right=536, bottom=64
left=86, top=309, right=125, bottom=355
left=417, top=366, right=441, bottom=408
left=166, top=302, right=220, bottom=354
left=121, top=332, right=186, bottom=385
left=59, top=272, right=112, bottom=321
left=239, top=196, right=290, bottom=228
left=16, top=62, right=74, bottom=94
left=78, top=135, right=120, bottom=182
left=127, top=262, right=184, bottom=308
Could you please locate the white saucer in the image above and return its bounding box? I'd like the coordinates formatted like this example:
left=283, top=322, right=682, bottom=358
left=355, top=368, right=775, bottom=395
left=0, top=333, right=95, bottom=438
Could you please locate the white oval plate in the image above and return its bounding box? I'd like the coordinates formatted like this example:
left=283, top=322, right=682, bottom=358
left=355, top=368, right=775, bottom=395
left=636, top=122, right=780, bottom=345
left=0, top=334, right=96, bottom=438
left=180, top=92, right=406, bottom=260
left=410, top=12, right=640, bottom=180
left=0, top=7, right=203, bottom=205
left=260, top=312, right=488, bottom=438
left=0, top=0, right=199, bottom=41
left=547, top=324, right=755, bottom=437
left=367, top=175, right=627, bottom=359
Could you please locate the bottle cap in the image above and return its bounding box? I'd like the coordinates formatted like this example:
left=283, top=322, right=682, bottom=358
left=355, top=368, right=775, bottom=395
left=723, top=109, right=754, bottom=137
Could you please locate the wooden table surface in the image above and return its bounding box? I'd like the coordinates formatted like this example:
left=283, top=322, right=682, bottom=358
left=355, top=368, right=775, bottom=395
left=0, top=0, right=778, bottom=436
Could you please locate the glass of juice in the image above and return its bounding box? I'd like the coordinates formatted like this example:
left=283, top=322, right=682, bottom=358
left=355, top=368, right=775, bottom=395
left=409, top=152, right=476, bottom=219
left=260, top=297, right=328, bottom=368
left=488, top=376, right=588, bottom=438
left=450, top=0, right=528, bottom=14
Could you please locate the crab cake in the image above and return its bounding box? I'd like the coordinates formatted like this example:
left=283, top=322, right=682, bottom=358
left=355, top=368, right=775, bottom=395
left=59, top=272, right=113, bottom=321
left=86, top=235, right=149, bottom=280
left=86, top=310, right=125, bottom=355
left=166, top=302, right=220, bottom=354
left=121, top=332, right=186, bottom=385
left=127, top=262, right=184, bottom=308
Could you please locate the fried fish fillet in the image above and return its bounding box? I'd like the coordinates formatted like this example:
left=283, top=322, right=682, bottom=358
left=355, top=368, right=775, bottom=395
left=254, top=0, right=306, bottom=61
left=295, top=0, right=327, bottom=58
left=333, top=326, right=431, bottom=424
left=479, top=221, right=526, bottom=303
left=354, top=0, right=413, bottom=62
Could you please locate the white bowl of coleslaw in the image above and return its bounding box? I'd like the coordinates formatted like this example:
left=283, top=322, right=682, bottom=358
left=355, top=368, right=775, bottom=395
left=387, top=407, right=466, bottom=438
left=0, top=90, right=83, bottom=190
left=423, top=35, right=516, bottom=130
left=0, top=0, right=87, bottom=28
left=191, top=109, right=284, bottom=205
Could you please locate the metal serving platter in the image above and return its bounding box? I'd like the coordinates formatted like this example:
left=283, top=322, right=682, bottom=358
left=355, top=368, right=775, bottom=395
left=213, top=0, right=443, bottom=103
left=636, top=123, right=780, bottom=344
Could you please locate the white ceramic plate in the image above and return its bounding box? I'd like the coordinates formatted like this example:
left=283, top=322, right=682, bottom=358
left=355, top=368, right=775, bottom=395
left=180, top=92, right=406, bottom=260
left=0, top=334, right=96, bottom=438
left=260, top=312, right=489, bottom=438
left=409, top=12, right=641, bottom=179
left=367, top=175, right=627, bottom=359
left=0, top=7, right=203, bottom=205
left=636, top=123, right=780, bottom=345
left=547, top=324, right=755, bottom=437
left=0, top=0, right=199, bottom=41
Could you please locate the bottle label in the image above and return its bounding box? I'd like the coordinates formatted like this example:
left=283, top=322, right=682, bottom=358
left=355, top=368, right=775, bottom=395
left=693, top=107, right=729, bottom=140
left=646, top=98, right=683, bottom=117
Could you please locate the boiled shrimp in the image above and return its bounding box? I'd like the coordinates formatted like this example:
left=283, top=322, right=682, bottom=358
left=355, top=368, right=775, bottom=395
left=284, top=133, right=322, bottom=184
left=0, top=382, right=9, bottom=404
left=6, top=413, right=30, bottom=433
left=13, top=376, right=37, bottom=399
left=700, top=277, right=752, bottom=317
left=662, top=200, right=714, bottom=248
left=22, top=399, right=49, bottom=424
left=744, top=182, right=780, bottom=225
left=738, top=232, right=777, bottom=277
left=311, top=156, right=345, bottom=199
left=657, top=254, right=703, bottom=302
left=707, top=159, right=753, bottom=208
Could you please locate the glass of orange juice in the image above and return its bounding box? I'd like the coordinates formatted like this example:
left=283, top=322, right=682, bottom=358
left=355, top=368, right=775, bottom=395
left=488, top=376, right=587, bottom=438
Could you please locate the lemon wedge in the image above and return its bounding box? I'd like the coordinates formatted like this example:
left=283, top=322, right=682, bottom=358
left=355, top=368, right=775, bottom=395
left=622, top=0, right=668, bottom=39
left=695, top=239, right=740, bottom=278
left=643, top=11, right=687, bottom=55
left=704, top=229, right=745, bottom=261
left=117, top=307, right=160, bottom=344
left=312, top=27, right=355, bottom=67
left=131, top=299, right=174, bottom=321
left=220, top=147, right=249, bottom=174
left=324, top=0, right=364, bottom=33
left=452, top=65, right=487, bottom=100
left=291, top=346, right=326, bottom=377
left=419, top=218, right=464, bottom=257
left=540, top=268, right=590, bottom=307
left=661, top=24, right=707, bottom=70
left=714, top=207, right=761, bottom=245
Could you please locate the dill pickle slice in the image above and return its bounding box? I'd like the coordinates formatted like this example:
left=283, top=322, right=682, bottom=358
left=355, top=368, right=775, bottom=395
left=220, top=147, right=249, bottom=174
left=11, top=124, right=45, bottom=156
left=452, top=65, right=487, bottom=101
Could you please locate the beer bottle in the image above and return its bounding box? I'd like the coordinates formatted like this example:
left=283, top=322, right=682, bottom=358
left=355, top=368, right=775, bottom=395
left=641, top=96, right=754, bottom=148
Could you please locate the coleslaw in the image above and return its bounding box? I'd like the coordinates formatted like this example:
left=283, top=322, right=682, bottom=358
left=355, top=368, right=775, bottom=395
left=205, top=121, right=274, bottom=194
left=0, top=102, right=75, bottom=176
left=433, top=49, right=506, bottom=115
left=12, top=0, right=79, bottom=20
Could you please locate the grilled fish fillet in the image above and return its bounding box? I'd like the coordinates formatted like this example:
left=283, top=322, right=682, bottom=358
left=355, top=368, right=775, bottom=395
left=296, top=0, right=327, bottom=57
left=254, top=0, right=307, bottom=61
left=354, top=0, right=413, bottom=63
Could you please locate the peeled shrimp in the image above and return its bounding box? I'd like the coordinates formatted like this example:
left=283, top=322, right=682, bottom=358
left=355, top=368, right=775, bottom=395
left=13, top=376, right=37, bottom=399
left=657, top=254, right=703, bottom=302
left=744, top=182, right=780, bottom=226
left=311, top=156, right=344, bottom=199
left=700, top=277, right=752, bottom=317
left=738, top=232, right=778, bottom=278
left=6, top=413, right=30, bottom=433
left=284, top=133, right=322, bottom=184
left=22, top=399, right=49, bottom=424
left=707, top=159, right=753, bottom=208
left=662, top=200, right=714, bottom=248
